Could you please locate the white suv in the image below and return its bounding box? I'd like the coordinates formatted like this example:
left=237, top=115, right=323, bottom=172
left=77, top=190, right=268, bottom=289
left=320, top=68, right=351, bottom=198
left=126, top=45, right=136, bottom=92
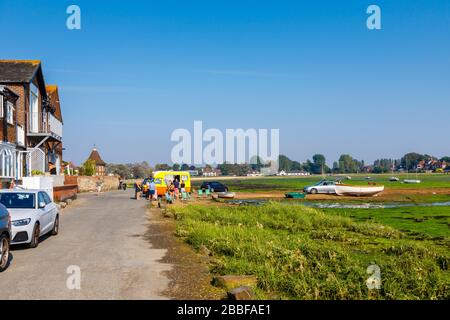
left=0, top=190, right=59, bottom=248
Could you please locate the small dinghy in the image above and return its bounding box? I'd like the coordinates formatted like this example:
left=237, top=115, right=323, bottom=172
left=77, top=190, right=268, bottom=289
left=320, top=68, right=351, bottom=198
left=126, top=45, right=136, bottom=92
left=335, top=184, right=384, bottom=197
left=389, top=177, right=400, bottom=182
left=403, top=179, right=421, bottom=184
left=218, top=192, right=235, bottom=199
left=285, top=192, right=306, bottom=199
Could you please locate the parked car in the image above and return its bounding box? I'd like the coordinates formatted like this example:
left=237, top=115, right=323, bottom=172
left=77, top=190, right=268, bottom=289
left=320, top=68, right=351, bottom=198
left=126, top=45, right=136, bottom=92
left=0, top=203, right=11, bottom=272
left=0, top=190, right=59, bottom=248
left=200, top=181, right=228, bottom=193
left=303, top=180, right=338, bottom=194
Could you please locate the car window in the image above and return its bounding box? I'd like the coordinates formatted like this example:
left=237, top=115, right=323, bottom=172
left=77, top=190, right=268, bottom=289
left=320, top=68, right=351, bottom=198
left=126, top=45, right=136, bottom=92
left=0, top=192, right=35, bottom=209
left=43, top=192, right=52, bottom=204
left=38, top=192, right=46, bottom=206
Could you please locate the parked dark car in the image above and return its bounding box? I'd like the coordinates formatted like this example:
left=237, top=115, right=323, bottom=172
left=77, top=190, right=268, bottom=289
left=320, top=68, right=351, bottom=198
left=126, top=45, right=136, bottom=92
left=0, top=203, right=11, bottom=272
left=200, top=181, right=228, bottom=193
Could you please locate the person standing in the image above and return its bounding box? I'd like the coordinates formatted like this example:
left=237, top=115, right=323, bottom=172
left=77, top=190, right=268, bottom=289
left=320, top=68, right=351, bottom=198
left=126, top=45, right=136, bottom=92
left=134, top=181, right=141, bottom=200
left=174, top=178, right=180, bottom=199
left=149, top=179, right=156, bottom=201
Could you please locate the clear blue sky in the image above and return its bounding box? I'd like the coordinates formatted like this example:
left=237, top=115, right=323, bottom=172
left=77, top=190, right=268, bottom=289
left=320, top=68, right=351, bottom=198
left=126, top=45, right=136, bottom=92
left=1, top=0, right=449, bottom=166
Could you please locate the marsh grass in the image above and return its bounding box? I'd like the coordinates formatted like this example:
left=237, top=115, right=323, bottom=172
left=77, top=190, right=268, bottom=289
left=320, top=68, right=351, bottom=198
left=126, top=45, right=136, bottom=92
left=171, top=202, right=450, bottom=300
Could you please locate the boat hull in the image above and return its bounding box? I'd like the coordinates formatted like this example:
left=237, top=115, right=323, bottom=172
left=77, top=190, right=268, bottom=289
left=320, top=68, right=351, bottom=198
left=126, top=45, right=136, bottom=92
left=403, top=180, right=421, bottom=184
left=335, top=185, right=384, bottom=197
left=218, top=192, right=236, bottom=199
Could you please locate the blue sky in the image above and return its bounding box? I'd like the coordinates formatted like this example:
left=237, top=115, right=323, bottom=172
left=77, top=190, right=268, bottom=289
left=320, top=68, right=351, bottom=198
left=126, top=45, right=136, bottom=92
left=1, top=0, right=449, bottom=166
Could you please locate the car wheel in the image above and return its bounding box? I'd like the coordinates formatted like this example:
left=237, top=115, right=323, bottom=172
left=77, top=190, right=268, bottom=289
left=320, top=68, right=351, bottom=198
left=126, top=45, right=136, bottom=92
left=28, top=223, right=40, bottom=248
left=51, top=215, right=59, bottom=236
left=0, top=234, right=10, bottom=272
left=311, top=188, right=318, bottom=194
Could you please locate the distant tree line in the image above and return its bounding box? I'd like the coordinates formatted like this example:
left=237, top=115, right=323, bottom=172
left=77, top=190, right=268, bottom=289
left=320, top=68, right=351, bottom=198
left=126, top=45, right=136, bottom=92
left=105, top=161, right=153, bottom=179
left=95, top=152, right=449, bottom=178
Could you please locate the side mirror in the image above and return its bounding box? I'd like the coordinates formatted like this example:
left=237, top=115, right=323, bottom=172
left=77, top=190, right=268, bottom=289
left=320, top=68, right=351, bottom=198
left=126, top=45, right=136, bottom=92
left=38, top=201, right=46, bottom=209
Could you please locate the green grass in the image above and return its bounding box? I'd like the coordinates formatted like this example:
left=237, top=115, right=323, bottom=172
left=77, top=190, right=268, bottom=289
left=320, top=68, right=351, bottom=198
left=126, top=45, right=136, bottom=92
left=171, top=202, right=450, bottom=300
left=193, top=174, right=450, bottom=192
left=323, top=206, right=450, bottom=239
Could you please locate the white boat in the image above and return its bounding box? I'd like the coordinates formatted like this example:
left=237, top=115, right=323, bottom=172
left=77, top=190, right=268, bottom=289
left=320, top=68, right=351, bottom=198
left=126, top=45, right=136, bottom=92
left=335, top=184, right=385, bottom=197
left=217, top=192, right=236, bottom=199
left=403, top=179, right=421, bottom=184
left=389, top=177, right=400, bottom=182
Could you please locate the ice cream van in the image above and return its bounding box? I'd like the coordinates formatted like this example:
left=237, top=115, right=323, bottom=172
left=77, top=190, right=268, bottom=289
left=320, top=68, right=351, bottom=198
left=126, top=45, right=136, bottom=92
left=152, top=171, right=191, bottom=196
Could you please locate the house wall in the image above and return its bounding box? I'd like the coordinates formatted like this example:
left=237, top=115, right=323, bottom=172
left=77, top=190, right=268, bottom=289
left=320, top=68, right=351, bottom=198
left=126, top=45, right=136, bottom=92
left=0, top=84, right=28, bottom=144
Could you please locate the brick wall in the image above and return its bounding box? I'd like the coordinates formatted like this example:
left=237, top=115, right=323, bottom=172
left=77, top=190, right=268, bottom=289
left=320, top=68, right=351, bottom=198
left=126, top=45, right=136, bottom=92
left=1, top=84, right=27, bottom=143
left=54, top=185, right=77, bottom=202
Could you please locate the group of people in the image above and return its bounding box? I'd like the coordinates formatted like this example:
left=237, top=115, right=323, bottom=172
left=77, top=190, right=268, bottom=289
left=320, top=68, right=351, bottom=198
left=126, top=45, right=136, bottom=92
left=135, top=178, right=157, bottom=200
left=133, top=177, right=189, bottom=203
left=165, top=178, right=187, bottom=202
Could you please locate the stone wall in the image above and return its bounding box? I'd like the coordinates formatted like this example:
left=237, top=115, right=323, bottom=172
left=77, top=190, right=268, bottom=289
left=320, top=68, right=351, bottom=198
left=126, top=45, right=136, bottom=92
left=76, top=176, right=120, bottom=192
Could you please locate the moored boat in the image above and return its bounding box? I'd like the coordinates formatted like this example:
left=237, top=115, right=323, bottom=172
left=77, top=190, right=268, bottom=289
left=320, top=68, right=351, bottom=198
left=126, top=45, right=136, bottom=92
left=285, top=192, right=306, bottom=199
left=403, top=179, right=421, bottom=184
left=218, top=192, right=235, bottom=199
left=335, top=184, right=384, bottom=196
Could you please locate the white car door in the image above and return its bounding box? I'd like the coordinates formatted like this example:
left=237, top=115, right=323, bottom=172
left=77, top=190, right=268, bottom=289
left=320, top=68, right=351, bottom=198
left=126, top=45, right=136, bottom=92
left=43, top=192, right=57, bottom=230
left=37, top=192, right=52, bottom=234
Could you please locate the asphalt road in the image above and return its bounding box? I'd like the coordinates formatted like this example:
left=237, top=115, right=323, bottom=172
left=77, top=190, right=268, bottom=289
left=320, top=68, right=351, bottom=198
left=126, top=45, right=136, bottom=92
left=0, top=190, right=171, bottom=299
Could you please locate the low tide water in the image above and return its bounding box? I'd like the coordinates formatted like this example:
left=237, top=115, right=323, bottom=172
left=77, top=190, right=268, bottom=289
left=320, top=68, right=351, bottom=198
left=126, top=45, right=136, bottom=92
left=224, top=199, right=450, bottom=209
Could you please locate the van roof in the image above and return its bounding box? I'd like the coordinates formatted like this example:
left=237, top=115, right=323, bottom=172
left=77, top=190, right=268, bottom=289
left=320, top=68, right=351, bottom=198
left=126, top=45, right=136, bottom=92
left=153, top=171, right=190, bottom=174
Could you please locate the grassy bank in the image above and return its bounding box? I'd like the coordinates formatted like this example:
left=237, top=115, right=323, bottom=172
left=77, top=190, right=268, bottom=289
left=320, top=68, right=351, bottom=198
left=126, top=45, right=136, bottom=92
left=171, top=202, right=450, bottom=299
left=324, top=206, right=450, bottom=239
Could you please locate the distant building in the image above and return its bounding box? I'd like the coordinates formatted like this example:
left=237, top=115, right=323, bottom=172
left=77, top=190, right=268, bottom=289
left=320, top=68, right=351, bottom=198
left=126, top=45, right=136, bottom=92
left=189, top=169, right=199, bottom=176
left=201, top=167, right=221, bottom=177
left=261, top=167, right=277, bottom=176
left=87, top=147, right=106, bottom=176
left=278, top=170, right=309, bottom=176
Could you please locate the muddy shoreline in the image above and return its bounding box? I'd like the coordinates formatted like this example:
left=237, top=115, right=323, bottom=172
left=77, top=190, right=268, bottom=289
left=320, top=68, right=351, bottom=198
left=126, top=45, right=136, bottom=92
left=144, top=204, right=225, bottom=300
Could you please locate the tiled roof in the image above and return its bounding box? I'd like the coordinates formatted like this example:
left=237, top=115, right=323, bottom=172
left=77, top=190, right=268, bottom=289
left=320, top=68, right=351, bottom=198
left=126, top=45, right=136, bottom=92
left=0, top=60, right=41, bottom=82
left=88, top=148, right=106, bottom=166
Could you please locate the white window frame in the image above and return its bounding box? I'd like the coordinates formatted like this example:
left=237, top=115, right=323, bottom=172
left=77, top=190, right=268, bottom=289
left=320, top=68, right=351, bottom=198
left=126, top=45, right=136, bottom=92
left=30, top=84, right=39, bottom=132
left=0, top=95, right=4, bottom=118
left=0, top=146, right=15, bottom=178
left=6, top=101, right=14, bottom=125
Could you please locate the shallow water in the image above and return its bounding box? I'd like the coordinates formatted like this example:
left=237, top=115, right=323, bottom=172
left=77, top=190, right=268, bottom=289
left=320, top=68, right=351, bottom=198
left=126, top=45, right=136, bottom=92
left=299, top=201, right=450, bottom=209
left=224, top=199, right=450, bottom=209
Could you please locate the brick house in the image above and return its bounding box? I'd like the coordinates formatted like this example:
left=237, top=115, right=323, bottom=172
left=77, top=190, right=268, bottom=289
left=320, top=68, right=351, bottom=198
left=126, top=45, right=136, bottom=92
left=0, top=60, right=64, bottom=184
left=87, top=147, right=106, bottom=176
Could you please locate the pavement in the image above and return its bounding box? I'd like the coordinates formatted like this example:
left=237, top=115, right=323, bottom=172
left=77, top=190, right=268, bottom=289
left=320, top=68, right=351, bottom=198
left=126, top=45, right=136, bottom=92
left=0, top=190, right=171, bottom=300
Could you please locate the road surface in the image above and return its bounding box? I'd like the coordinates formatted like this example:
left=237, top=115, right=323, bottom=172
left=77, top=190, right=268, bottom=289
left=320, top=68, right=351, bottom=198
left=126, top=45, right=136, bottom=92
left=0, top=191, right=171, bottom=299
